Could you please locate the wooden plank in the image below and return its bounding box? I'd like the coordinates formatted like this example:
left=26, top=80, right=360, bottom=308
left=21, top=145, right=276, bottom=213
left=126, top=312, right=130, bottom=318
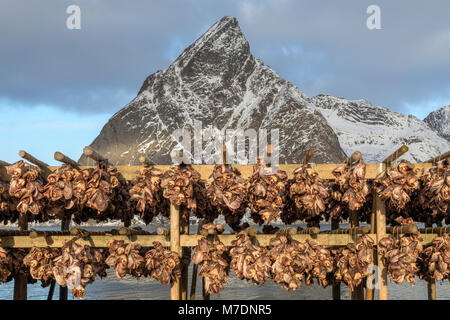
left=59, top=217, right=70, bottom=300
left=428, top=279, right=437, bottom=300
left=375, top=193, right=388, bottom=300
left=18, top=150, right=49, bottom=168
left=383, top=145, right=408, bottom=165
left=54, top=152, right=79, bottom=168
left=365, top=193, right=377, bottom=300
left=1, top=232, right=445, bottom=248
left=13, top=214, right=28, bottom=300
left=181, top=218, right=190, bottom=300
left=331, top=219, right=340, bottom=300
left=170, top=203, right=181, bottom=300
left=0, top=162, right=435, bottom=182
left=426, top=150, right=450, bottom=164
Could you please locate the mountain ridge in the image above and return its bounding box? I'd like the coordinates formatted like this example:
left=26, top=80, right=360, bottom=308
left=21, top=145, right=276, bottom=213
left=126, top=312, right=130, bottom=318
left=79, top=16, right=347, bottom=165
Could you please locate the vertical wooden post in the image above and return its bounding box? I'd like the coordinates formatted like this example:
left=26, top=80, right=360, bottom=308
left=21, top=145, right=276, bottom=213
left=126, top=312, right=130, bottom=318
left=428, top=279, right=437, bottom=300
left=189, top=219, right=203, bottom=300
left=181, top=216, right=190, bottom=300
left=59, top=217, right=71, bottom=300
left=14, top=214, right=28, bottom=300
left=365, top=195, right=377, bottom=300
left=425, top=222, right=437, bottom=300
left=202, top=277, right=210, bottom=300
left=349, top=211, right=364, bottom=300
left=170, top=202, right=181, bottom=300
left=331, top=219, right=340, bottom=300
left=375, top=179, right=388, bottom=300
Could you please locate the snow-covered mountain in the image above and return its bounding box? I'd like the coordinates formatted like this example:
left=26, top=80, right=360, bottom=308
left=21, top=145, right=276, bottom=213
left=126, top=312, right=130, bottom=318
left=310, top=95, right=450, bottom=163
left=424, top=105, right=450, bottom=142
left=78, top=16, right=347, bottom=165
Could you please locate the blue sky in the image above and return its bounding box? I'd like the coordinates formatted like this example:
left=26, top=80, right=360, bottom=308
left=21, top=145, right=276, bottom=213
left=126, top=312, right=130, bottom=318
left=1, top=0, right=450, bottom=165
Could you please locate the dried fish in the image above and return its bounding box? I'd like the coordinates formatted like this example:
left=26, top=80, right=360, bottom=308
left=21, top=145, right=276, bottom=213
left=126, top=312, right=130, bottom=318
left=229, top=231, right=271, bottom=285
left=192, top=237, right=229, bottom=295
left=145, top=241, right=182, bottom=285
left=379, top=233, right=423, bottom=285
left=248, top=158, right=288, bottom=224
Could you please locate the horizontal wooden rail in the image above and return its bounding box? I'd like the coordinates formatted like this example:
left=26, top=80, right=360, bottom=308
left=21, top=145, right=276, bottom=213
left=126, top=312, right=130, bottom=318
left=426, top=150, right=450, bottom=164
left=0, top=232, right=444, bottom=248
left=0, top=163, right=434, bottom=182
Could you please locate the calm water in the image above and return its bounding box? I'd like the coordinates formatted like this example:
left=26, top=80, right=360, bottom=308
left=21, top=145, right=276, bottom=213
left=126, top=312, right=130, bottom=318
left=0, top=222, right=448, bottom=300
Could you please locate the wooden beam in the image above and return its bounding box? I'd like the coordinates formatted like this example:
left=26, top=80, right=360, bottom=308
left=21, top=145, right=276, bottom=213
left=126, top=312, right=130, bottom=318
left=0, top=162, right=435, bottom=182
left=382, top=145, right=408, bottom=165
left=375, top=193, right=388, bottom=300
left=170, top=203, right=181, bottom=300
left=428, top=279, right=437, bottom=300
left=331, top=219, right=340, bottom=301
left=13, top=214, right=28, bottom=300
left=54, top=152, right=79, bottom=169
left=0, top=232, right=445, bottom=248
left=365, top=194, right=377, bottom=300
left=83, top=146, right=109, bottom=164
left=139, top=155, right=153, bottom=167
left=346, top=151, right=362, bottom=165
left=181, top=218, right=190, bottom=300
left=387, top=224, right=418, bottom=235
left=59, top=217, right=71, bottom=300
left=419, top=226, right=450, bottom=234
left=0, top=160, right=10, bottom=167
left=302, top=149, right=314, bottom=165
left=426, top=150, right=450, bottom=164
left=18, top=150, right=49, bottom=168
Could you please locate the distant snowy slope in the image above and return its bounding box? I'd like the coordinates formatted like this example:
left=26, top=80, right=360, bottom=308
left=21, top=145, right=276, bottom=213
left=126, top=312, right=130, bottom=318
left=310, top=95, right=450, bottom=162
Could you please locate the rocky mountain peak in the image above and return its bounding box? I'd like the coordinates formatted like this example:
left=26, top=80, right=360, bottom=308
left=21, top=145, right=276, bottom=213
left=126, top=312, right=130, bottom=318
left=79, top=17, right=347, bottom=166
left=424, top=105, right=450, bottom=142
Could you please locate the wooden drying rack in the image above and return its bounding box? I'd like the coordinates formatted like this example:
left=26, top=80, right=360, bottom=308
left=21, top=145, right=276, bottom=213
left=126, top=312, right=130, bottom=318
left=0, top=145, right=449, bottom=301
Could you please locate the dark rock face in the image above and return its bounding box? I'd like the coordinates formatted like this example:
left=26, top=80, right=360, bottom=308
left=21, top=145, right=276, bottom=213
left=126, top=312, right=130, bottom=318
left=424, top=105, right=450, bottom=142
left=79, top=16, right=346, bottom=165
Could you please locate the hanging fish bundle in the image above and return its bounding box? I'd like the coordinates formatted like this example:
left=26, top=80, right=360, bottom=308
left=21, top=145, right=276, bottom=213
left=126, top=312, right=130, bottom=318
left=105, top=240, right=146, bottom=279
left=415, top=159, right=449, bottom=225
left=378, top=233, right=423, bottom=285
left=420, top=234, right=449, bottom=282
left=267, top=232, right=307, bottom=291
left=268, top=232, right=333, bottom=290
left=161, top=164, right=201, bottom=220
left=53, top=242, right=108, bottom=299
left=286, top=165, right=329, bottom=224
left=0, top=181, right=18, bottom=224
left=83, top=163, right=132, bottom=225
left=129, top=167, right=168, bottom=224
left=205, top=164, right=249, bottom=228
left=6, top=161, right=47, bottom=221
left=327, top=160, right=370, bottom=222
left=23, top=247, right=61, bottom=286
left=229, top=231, right=271, bottom=285
left=0, top=247, right=12, bottom=282
left=192, top=237, right=229, bottom=295
left=144, top=241, right=182, bottom=286
left=248, top=159, right=288, bottom=224
left=302, top=239, right=334, bottom=287
left=193, top=180, right=219, bottom=223
left=333, top=235, right=374, bottom=291
left=42, top=164, right=82, bottom=221
left=374, top=160, right=420, bottom=221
